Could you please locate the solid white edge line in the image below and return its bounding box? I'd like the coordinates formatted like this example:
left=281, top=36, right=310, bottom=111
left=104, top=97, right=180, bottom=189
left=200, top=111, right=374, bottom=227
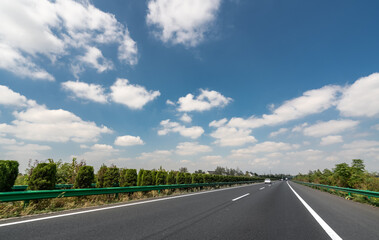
left=287, top=182, right=342, bottom=240
left=232, top=193, right=250, bottom=201
left=0, top=183, right=262, bottom=228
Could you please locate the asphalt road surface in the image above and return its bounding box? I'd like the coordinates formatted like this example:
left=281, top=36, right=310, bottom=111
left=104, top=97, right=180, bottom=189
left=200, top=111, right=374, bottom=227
left=0, top=181, right=378, bottom=239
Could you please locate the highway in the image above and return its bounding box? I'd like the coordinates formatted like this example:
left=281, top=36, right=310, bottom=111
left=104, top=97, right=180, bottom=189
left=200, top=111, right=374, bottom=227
left=0, top=181, right=378, bottom=239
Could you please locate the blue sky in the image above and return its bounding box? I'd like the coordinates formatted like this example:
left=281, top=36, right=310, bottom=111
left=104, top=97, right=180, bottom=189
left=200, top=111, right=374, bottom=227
left=0, top=0, right=378, bottom=174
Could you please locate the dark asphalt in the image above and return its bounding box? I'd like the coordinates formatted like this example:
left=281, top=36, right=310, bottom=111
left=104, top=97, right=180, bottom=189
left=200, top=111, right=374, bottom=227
left=0, top=181, right=378, bottom=239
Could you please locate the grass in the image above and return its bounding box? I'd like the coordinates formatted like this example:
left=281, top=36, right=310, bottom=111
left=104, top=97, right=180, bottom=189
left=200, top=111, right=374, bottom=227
left=0, top=184, right=246, bottom=219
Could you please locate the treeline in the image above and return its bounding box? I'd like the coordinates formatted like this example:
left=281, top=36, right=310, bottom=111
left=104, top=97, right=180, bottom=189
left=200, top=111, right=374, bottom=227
left=293, top=159, right=379, bottom=191
left=1, top=159, right=260, bottom=192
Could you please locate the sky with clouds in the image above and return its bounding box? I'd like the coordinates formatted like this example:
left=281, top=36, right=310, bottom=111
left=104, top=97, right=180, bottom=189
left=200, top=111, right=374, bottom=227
left=1, top=0, right=379, bottom=175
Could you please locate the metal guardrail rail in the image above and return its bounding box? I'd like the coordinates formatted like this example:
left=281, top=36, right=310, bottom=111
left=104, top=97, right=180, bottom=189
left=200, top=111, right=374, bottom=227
left=1, top=181, right=261, bottom=203
left=292, top=180, right=379, bottom=198
left=11, top=183, right=96, bottom=191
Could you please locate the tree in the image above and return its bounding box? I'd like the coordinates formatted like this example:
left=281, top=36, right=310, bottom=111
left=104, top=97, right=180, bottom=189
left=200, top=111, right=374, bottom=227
left=103, top=165, right=120, bottom=187
left=155, top=170, right=167, bottom=185
left=137, top=169, right=144, bottom=186
left=0, top=160, right=19, bottom=192
left=176, top=172, right=186, bottom=184
left=28, top=163, right=56, bottom=190
left=214, top=166, right=226, bottom=175
left=167, top=171, right=176, bottom=185
left=74, top=166, right=94, bottom=189
left=121, top=169, right=137, bottom=187
left=141, top=170, right=154, bottom=186
left=179, top=167, right=188, bottom=173
left=96, top=164, right=108, bottom=188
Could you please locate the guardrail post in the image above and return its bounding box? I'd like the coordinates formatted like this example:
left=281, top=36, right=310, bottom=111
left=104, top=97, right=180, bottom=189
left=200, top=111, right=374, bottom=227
left=23, top=200, right=30, bottom=208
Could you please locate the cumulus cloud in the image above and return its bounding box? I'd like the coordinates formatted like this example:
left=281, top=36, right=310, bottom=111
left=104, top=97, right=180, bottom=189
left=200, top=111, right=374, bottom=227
left=201, top=155, right=226, bottom=165
left=0, top=0, right=138, bottom=80
left=231, top=141, right=297, bottom=157
left=228, top=85, right=341, bottom=129
left=114, top=135, right=144, bottom=146
left=177, top=89, right=232, bottom=112
left=180, top=113, right=192, bottom=123
left=61, top=81, right=108, bottom=103
left=320, top=135, right=343, bottom=146
left=342, top=140, right=379, bottom=149
left=176, top=142, right=212, bottom=156
left=138, top=150, right=172, bottom=160
left=303, top=119, right=359, bottom=137
left=0, top=85, right=36, bottom=107
left=210, top=125, right=257, bottom=147
left=110, top=78, right=160, bottom=109
left=146, top=0, right=221, bottom=47
left=158, top=119, right=204, bottom=139
left=269, top=128, right=288, bottom=138
left=78, top=46, right=114, bottom=73
left=337, top=73, right=379, bottom=117
left=0, top=105, right=112, bottom=143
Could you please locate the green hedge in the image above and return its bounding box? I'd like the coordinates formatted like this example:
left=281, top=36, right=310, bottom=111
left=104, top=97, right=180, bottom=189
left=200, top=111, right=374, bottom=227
left=74, top=166, right=94, bottom=189
left=0, top=160, right=19, bottom=192
left=104, top=166, right=119, bottom=187
left=120, top=169, right=137, bottom=187
left=141, top=170, right=154, bottom=186
left=155, top=170, right=167, bottom=185
left=176, top=172, right=185, bottom=184
left=184, top=173, right=192, bottom=184
left=28, top=163, right=56, bottom=190
left=96, top=165, right=108, bottom=188
left=137, top=169, right=144, bottom=186
left=167, top=171, right=176, bottom=185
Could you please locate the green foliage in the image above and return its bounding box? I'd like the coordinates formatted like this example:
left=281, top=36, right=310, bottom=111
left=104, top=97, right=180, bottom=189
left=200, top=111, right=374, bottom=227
left=167, top=171, right=176, bottom=185
left=191, top=173, right=203, bottom=183
left=294, top=159, right=378, bottom=191
left=184, top=173, right=192, bottom=184
left=103, top=165, right=120, bottom=187
left=96, top=165, right=108, bottom=188
left=74, top=166, right=94, bottom=189
left=28, top=163, right=56, bottom=190
left=176, top=172, right=186, bottom=184
left=0, top=160, right=19, bottom=192
left=120, top=169, right=137, bottom=187
left=155, top=170, right=167, bottom=185
left=137, top=169, right=144, bottom=186
left=141, top=170, right=154, bottom=186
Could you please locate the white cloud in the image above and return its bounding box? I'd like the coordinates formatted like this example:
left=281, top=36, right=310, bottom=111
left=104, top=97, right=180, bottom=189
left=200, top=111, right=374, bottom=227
left=231, top=141, right=297, bottom=156
left=158, top=119, right=204, bottom=139
left=0, top=85, right=36, bottom=107
left=177, top=89, right=232, bottom=112
left=110, top=78, right=160, bottom=109
left=114, top=135, right=144, bottom=146
left=166, top=99, right=175, bottom=106
left=73, top=144, right=119, bottom=166
left=373, top=124, right=379, bottom=131
left=303, top=119, right=359, bottom=137
left=320, top=135, right=343, bottom=146
left=0, top=136, right=18, bottom=145
left=138, top=150, right=172, bottom=160
left=0, top=105, right=112, bottom=143
left=61, top=81, right=108, bottom=103
left=78, top=47, right=113, bottom=73
left=176, top=142, right=212, bottom=156
left=146, top=0, right=221, bottom=47
left=228, top=85, right=341, bottom=129
left=209, top=118, right=228, bottom=128
left=3, top=143, right=51, bottom=152
left=210, top=125, right=257, bottom=147
left=269, top=128, right=288, bottom=138
left=180, top=113, right=192, bottom=123
left=342, top=140, right=379, bottom=149
left=0, top=0, right=138, bottom=80
left=292, top=123, right=308, bottom=132
left=201, top=155, right=226, bottom=165
left=337, top=73, right=379, bottom=117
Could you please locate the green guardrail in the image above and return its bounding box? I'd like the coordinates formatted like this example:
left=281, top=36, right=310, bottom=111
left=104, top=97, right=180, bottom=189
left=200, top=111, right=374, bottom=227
left=1, top=181, right=261, bottom=204
left=11, top=183, right=97, bottom=191
left=292, top=180, right=379, bottom=199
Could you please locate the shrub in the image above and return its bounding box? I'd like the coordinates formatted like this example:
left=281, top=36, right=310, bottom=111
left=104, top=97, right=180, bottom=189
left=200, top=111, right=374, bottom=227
left=184, top=173, right=192, bottom=184
left=141, top=170, right=154, bottom=186
left=103, top=166, right=120, bottom=187
left=74, top=166, right=94, bottom=189
left=137, top=169, right=144, bottom=186
left=192, top=173, right=203, bottom=184
left=167, top=171, right=176, bottom=185
left=0, top=160, right=19, bottom=192
left=176, top=172, right=185, bottom=184
left=155, top=170, right=167, bottom=185
left=96, top=165, right=108, bottom=188
left=120, top=169, right=137, bottom=187
left=28, top=163, right=56, bottom=190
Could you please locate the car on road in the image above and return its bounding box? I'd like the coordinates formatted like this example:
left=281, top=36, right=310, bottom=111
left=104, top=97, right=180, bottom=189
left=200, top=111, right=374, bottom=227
left=264, top=178, right=271, bottom=184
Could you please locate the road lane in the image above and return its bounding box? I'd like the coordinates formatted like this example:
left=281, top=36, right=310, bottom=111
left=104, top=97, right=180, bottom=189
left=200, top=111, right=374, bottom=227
left=0, top=181, right=377, bottom=239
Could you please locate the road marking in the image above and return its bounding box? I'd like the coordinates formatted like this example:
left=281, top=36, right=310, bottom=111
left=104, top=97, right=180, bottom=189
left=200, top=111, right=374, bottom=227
left=0, top=183, right=262, bottom=228
left=287, top=182, right=342, bottom=240
left=232, top=193, right=250, bottom=201
left=259, top=187, right=265, bottom=190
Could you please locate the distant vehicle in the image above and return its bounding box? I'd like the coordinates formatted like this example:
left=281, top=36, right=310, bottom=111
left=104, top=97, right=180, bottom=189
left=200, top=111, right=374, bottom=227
left=285, top=177, right=288, bottom=181
left=264, top=178, right=271, bottom=184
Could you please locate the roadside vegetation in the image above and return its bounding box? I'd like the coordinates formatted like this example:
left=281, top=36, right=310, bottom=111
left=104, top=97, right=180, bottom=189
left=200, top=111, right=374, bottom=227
left=293, top=159, right=379, bottom=206
left=0, top=159, right=262, bottom=218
